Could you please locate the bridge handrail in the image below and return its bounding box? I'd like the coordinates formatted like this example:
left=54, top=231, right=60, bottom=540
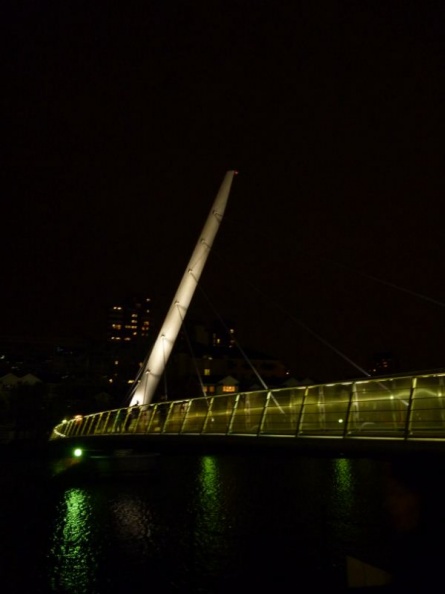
left=49, top=370, right=445, bottom=442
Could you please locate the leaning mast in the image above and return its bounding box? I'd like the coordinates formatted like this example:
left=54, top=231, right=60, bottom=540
left=129, top=171, right=237, bottom=406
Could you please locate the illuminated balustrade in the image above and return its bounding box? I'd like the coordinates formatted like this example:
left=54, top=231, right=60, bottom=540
left=49, top=371, right=445, bottom=442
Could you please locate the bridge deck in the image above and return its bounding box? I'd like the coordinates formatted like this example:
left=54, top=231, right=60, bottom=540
left=49, top=370, right=445, bottom=455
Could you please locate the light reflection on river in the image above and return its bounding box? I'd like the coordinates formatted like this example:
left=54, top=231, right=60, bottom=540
left=1, top=451, right=422, bottom=593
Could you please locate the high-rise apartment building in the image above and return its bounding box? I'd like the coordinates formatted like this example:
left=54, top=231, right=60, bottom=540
left=107, top=297, right=151, bottom=342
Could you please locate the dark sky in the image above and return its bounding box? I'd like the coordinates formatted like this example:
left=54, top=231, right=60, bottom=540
left=3, top=1, right=445, bottom=382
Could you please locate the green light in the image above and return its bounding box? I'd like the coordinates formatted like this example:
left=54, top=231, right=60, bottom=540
left=73, top=448, right=83, bottom=458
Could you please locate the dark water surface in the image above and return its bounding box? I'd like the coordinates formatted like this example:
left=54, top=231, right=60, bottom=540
left=0, top=445, right=442, bottom=593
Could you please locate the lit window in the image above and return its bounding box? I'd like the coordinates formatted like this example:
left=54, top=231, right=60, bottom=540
left=204, top=369, right=211, bottom=376
left=222, top=385, right=236, bottom=393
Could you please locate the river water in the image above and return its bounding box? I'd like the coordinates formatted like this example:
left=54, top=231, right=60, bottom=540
left=1, top=445, right=443, bottom=593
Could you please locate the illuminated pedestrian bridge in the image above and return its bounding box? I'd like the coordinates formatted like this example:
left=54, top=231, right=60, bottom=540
left=50, top=370, right=445, bottom=454
left=48, top=174, right=445, bottom=458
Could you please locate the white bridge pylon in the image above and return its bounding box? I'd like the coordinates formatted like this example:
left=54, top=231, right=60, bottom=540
left=129, top=171, right=237, bottom=407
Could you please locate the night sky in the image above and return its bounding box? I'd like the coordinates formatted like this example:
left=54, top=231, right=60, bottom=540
left=3, top=1, right=445, bottom=382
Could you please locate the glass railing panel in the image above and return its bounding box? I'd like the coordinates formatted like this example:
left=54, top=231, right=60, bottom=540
left=164, top=401, right=188, bottom=433
left=323, top=411, right=348, bottom=434
left=299, top=404, right=348, bottom=435
left=354, top=378, right=388, bottom=402
left=348, top=378, right=411, bottom=435
left=74, top=419, right=82, bottom=435
left=76, top=417, right=86, bottom=436
left=354, top=377, right=411, bottom=402
left=230, top=391, right=268, bottom=434
left=68, top=419, right=77, bottom=436
left=410, top=376, right=445, bottom=435
left=202, top=394, right=237, bottom=434
left=83, top=414, right=92, bottom=434
left=90, top=413, right=102, bottom=435
left=182, top=398, right=211, bottom=433
left=82, top=415, right=93, bottom=435
left=299, top=403, right=327, bottom=433
left=260, top=390, right=298, bottom=435
left=104, top=411, right=117, bottom=433
left=127, top=407, right=142, bottom=433
left=111, top=409, right=122, bottom=433
left=297, top=384, right=349, bottom=435
left=319, top=384, right=350, bottom=435
left=293, top=385, right=320, bottom=434
left=320, top=383, right=353, bottom=400
left=87, top=415, right=97, bottom=435
left=347, top=398, right=406, bottom=435
left=323, top=403, right=350, bottom=434
left=95, top=412, right=109, bottom=434
left=72, top=417, right=85, bottom=436
left=378, top=378, right=412, bottom=431
left=86, top=416, right=94, bottom=435
left=147, top=403, right=171, bottom=433
left=287, top=386, right=306, bottom=422
left=303, top=385, right=325, bottom=406
left=95, top=411, right=108, bottom=433
left=132, top=405, right=153, bottom=433
left=415, top=374, right=445, bottom=394
left=65, top=420, right=75, bottom=437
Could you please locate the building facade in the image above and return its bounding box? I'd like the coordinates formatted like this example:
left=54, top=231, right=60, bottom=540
left=107, top=297, right=151, bottom=343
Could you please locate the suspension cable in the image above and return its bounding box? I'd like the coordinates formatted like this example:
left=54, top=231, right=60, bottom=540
left=214, top=212, right=445, bottom=377
left=224, top=211, right=445, bottom=308
left=194, top=278, right=287, bottom=412
left=123, top=349, right=149, bottom=405
left=175, top=302, right=208, bottom=400
left=189, top=270, right=270, bottom=388
left=208, top=247, right=371, bottom=378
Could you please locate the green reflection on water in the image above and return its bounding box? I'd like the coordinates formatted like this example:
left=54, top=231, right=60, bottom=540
left=195, top=455, right=228, bottom=556
left=50, top=488, right=97, bottom=593
left=198, top=456, right=222, bottom=526
left=333, top=458, right=354, bottom=509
